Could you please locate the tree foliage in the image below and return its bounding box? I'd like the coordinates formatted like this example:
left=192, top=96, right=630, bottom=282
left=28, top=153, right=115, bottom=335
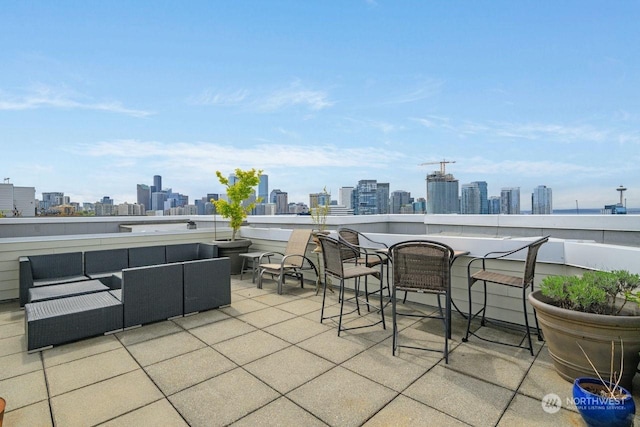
left=213, top=168, right=263, bottom=240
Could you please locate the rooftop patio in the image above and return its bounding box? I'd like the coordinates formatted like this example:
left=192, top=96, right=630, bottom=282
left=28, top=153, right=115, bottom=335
left=3, top=273, right=639, bottom=427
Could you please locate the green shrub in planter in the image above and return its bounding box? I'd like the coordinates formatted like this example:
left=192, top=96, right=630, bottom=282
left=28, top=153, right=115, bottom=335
left=540, top=270, right=640, bottom=315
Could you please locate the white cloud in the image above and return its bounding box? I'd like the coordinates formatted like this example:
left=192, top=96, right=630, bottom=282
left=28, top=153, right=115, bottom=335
left=0, top=84, right=153, bottom=117
left=257, top=81, right=333, bottom=111
left=189, top=88, right=249, bottom=106
left=414, top=115, right=640, bottom=144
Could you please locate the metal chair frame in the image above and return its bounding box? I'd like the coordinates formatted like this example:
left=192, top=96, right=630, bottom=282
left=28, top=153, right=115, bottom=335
left=337, top=228, right=390, bottom=307
left=257, top=229, right=318, bottom=294
left=318, top=235, right=386, bottom=335
left=389, top=240, right=454, bottom=363
left=462, top=236, right=550, bottom=356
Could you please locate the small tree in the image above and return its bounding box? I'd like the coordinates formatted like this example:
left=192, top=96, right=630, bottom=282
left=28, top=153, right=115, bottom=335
left=213, top=168, right=263, bottom=241
left=310, top=186, right=330, bottom=233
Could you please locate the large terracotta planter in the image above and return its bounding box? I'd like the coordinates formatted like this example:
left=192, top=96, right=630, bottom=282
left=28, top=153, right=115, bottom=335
left=213, top=239, right=252, bottom=275
left=529, top=290, right=640, bottom=390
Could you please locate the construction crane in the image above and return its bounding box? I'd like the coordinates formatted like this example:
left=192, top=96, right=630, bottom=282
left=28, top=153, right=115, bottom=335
left=418, top=160, right=456, bottom=175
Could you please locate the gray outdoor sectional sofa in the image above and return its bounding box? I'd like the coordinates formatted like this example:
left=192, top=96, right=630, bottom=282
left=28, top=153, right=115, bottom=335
left=21, top=243, right=231, bottom=351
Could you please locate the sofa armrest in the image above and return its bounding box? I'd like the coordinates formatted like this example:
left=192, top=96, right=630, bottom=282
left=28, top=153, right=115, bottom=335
left=197, top=243, right=219, bottom=259
left=19, top=256, right=34, bottom=307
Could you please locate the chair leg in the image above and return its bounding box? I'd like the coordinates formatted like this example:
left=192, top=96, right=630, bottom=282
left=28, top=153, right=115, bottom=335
left=463, top=278, right=473, bottom=343
left=392, top=286, right=398, bottom=355
left=379, top=275, right=386, bottom=330
left=320, top=270, right=328, bottom=323
left=257, top=268, right=264, bottom=289
left=444, top=291, right=450, bottom=364
left=480, top=281, right=488, bottom=326
left=338, top=278, right=346, bottom=336
left=522, top=287, right=534, bottom=356
left=363, top=275, right=370, bottom=312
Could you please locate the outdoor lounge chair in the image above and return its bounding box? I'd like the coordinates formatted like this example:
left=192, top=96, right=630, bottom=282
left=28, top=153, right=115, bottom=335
left=257, top=228, right=318, bottom=294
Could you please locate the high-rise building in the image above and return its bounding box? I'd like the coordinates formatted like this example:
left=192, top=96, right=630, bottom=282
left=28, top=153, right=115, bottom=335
left=426, top=172, right=459, bottom=214
left=258, top=174, right=268, bottom=203
left=376, top=183, right=390, bottom=214
left=309, top=190, right=331, bottom=209
left=500, top=188, right=520, bottom=214
left=532, top=185, right=553, bottom=214
left=339, top=187, right=354, bottom=209
left=151, top=192, right=167, bottom=211
left=413, top=197, right=426, bottom=214
left=390, top=190, right=411, bottom=214
left=270, top=189, right=288, bottom=214
left=136, top=184, right=151, bottom=211
left=354, top=180, right=378, bottom=215
left=488, top=196, right=501, bottom=214
left=41, top=192, right=64, bottom=210
left=461, top=183, right=480, bottom=214
left=461, top=181, right=487, bottom=214
left=153, top=175, right=162, bottom=192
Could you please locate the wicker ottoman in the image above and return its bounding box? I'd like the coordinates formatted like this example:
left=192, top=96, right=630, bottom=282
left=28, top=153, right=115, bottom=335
left=26, top=292, right=123, bottom=352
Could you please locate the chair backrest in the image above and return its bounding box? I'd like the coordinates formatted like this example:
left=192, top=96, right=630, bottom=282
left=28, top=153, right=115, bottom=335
left=390, top=240, right=454, bottom=293
left=523, top=236, right=549, bottom=285
left=318, top=236, right=345, bottom=279
left=337, top=228, right=361, bottom=262
left=283, top=229, right=312, bottom=267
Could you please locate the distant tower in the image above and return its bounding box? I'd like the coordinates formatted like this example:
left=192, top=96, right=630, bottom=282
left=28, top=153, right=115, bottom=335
left=426, top=172, right=459, bottom=214
left=136, top=184, right=151, bottom=211
left=258, top=174, right=268, bottom=202
left=500, top=188, right=520, bottom=214
left=532, top=185, right=553, bottom=214
left=153, top=175, right=162, bottom=192
left=617, top=185, right=627, bottom=205
left=339, top=187, right=354, bottom=209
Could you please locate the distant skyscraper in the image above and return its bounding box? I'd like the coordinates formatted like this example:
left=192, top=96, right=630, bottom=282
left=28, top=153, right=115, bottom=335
left=461, top=183, right=481, bottom=214
left=500, top=187, right=520, bottom=214
left=426, top=172, right=459, bottom=214
left=258, top=174, right=268, bottom=202
left=153, top=175, right=162, bottom=192
left=354, top=180, right=378, bottom=215
left=488, top=196, right=501, bottom=214
left=413, top=197, right=426, bottom=214
left=228, top=173, right=238, bottom=186
left=136, top=184, right=151, bottom=211
left=309, top=190, right=331, bottom=208
left=391, top=190, right=411, bottom=214
left=339, top=187, right=354, bottom=209
left=270, top=189, right=288, bottom=214
left=376, top=183, right=390, bottom=214
left=151, top=192, right=167, bottom=211
left=532, top=185, right=553, bottom=214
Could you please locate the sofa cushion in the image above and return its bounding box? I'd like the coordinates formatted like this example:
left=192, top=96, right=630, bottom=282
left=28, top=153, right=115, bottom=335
left=30, top=252, right=84, bottom=280
left=85, top=248, right=129, bottom=276
left=166, top=243, right=200, bottom=263
left=128, top=246, right=166, bottom=268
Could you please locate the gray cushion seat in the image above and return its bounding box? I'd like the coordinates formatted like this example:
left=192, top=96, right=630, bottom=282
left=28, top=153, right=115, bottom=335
left=28, top=279, right=109, bottom=303
left=26, top=292, right=123, bottom=352
left=19, top=252, right=88, bottom=307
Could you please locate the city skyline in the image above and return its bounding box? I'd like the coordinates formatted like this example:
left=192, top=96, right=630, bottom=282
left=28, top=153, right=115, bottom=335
left=1, top=2, right=638, bottom=209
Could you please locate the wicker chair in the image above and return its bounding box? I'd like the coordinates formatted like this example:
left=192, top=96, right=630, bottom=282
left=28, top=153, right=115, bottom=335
left=257, top=228, right=318, bottom=294
left=389, top=240, right=454, bottom=363
left=462, top=236, right=549, bottom=356
left=318, top=235, right=386, bottom=335
left=337, top=228, right=390, bottom=304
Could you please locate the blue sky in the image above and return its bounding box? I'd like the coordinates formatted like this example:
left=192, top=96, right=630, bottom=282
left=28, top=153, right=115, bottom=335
left=1, top=1, right=638, bottom=210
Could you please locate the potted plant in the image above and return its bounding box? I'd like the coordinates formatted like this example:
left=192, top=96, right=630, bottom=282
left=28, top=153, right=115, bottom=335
left=212, top=168, right=263, bottom=274
left=572, top=341, right=635, bottom=427
left=529, top=269, right=640, bottom=390
left=310, top=186, right=330, bottom=245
